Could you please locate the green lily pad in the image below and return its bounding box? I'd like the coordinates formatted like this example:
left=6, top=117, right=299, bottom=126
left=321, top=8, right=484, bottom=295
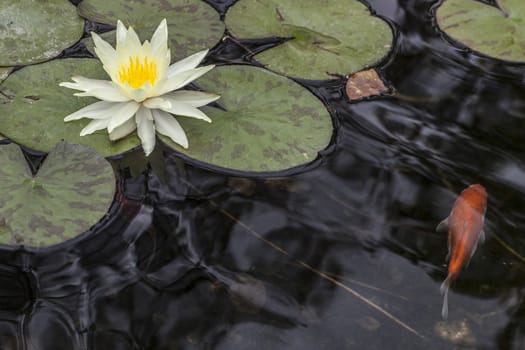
left=436, top=0, right=525, bottom=62
left=78, top=0, right=224, bottom=61
left=0, top=0, right=83, bottom=66
left=225, top=0, right=393, bottom=80
left=0, top=58, right=141, bottom=156
left=0, top=142, right=116, bottom=247
left=161, top=65, right=333, bottom=173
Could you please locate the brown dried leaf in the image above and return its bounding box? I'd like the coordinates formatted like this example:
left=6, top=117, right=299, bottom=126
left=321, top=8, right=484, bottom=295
left=346, top=69, right=388, bottom=101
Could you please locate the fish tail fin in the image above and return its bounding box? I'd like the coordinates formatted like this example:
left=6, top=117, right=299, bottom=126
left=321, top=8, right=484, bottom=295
left=441, top=284, right=449, bottom=320
left=440, top=277, right=451, bottom=320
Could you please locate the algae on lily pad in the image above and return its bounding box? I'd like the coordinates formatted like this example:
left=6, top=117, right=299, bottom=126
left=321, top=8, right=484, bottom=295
left=78, top=0, right=224, bottom=61
left=225, top=0, right=393, bottom=80
left=0, top=59, right=141, bottom=157
left=436, top=0, right=525, bottom=62
left=0, top=0, right=83, bottom=66
left=0, top=142, right=116, bottom=248
left=160, top=65, right=333, bottom=173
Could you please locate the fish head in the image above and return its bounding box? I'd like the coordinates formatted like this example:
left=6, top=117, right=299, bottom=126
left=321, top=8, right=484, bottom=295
left=461, top=184, right=487, bottom=215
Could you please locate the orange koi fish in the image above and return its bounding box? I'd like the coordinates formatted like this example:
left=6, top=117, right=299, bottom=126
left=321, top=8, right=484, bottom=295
left=436, top=184, right=487, bottom=319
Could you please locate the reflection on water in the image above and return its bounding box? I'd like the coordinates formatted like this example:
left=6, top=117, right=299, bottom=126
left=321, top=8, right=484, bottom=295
left=2, top=0, right=525, bottom=348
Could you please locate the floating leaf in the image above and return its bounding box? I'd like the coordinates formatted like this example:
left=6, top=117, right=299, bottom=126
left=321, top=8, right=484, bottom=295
left=225, top=0, right=393, bottom=80
left=160, top=65, right=333, bottom=172
left=0, top=0, right=83, bottom=66
left=78, top=0, right=224, bottom=61
left=0, top=142, right=116, bottom=247
left=436, top=0, right=525, bottom=62
left=0, top=59, right=141, bottom=156
left=346, top=69, right=388, bottom=101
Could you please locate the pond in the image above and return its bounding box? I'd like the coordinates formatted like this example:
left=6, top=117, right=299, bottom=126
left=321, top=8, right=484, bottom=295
left=1, top=0, right=525, bottom=349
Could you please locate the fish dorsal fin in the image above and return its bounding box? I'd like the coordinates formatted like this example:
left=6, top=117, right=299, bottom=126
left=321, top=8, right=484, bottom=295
left=436, top=217, right=449, bottom=232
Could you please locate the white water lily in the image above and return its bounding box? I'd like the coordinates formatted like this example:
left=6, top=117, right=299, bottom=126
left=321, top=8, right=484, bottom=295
left=60, top=19, right=219, bottom=155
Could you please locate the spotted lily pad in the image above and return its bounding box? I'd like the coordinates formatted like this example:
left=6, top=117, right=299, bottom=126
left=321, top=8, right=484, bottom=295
left=0, top=142, right=116, bottom=247
left=78, top=0, right=224, bottom=61
left=436, top=0, right=525, bottom=62
left=0, top=0, right=83, bottom=66
left=225, top=0, right=393, bottom=80
left=161, top=65, right=333, bottom=172
left=0, top=59, right=141, bottom=156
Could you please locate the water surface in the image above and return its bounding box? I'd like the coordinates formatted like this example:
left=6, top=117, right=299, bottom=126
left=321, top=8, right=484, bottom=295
left=2, top=0, right=525, bottom=349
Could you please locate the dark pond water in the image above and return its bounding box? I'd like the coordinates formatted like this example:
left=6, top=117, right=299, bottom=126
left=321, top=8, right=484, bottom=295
left=2, top=0, right=525, bottom=348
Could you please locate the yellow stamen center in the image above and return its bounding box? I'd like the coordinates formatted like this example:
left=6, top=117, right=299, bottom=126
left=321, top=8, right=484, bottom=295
left=119, top=56, right=157, bottom=89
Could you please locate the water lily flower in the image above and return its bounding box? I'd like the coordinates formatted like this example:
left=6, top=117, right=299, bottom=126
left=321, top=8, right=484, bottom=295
left=60, top=19, right=219, bottom=156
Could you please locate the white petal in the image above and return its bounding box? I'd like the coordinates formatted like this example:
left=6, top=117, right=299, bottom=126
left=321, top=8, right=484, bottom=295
left=123, top=84, right=151, bottom=102
left=163, top=90, right=220, bottom=107
left=91, top=35, right=119, bottom=82
left=120, top=25, right=142, bottom=54
left=152, top=110, right=188, bottom=148
left=60, top=76, right=111, bottom=91
left=136, top=107, right=156, bottom=155
left=151, top=45, right=170, bottom=80
left=154, top=65, right=215, bottom=96
left=143, top=97, right=171, bottom=109
left=60, top=81, right=81, bottom=90
left=61, top=76, right=129, bottom=102
left=109, top=117, right=137, bottom=141
left=159, top=101, right=212, bottom=122
left=140, top=40, right=153, bottom=58
left=63, top=101, right=117, bottom=121
left=107, top=101, right=140, bottom=132
left=165, top=49, right=208, bottom=78
left=79, top=118, right=110, bottom=136
left=151, top=19, right=168, bottom=52
left=74, top=88, right=130, bottom=102
left=149, top=19, right=171, bottom=77
left=116, top=20, right=127, bottom=47
left=67, top=101, right=137, bottom=123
